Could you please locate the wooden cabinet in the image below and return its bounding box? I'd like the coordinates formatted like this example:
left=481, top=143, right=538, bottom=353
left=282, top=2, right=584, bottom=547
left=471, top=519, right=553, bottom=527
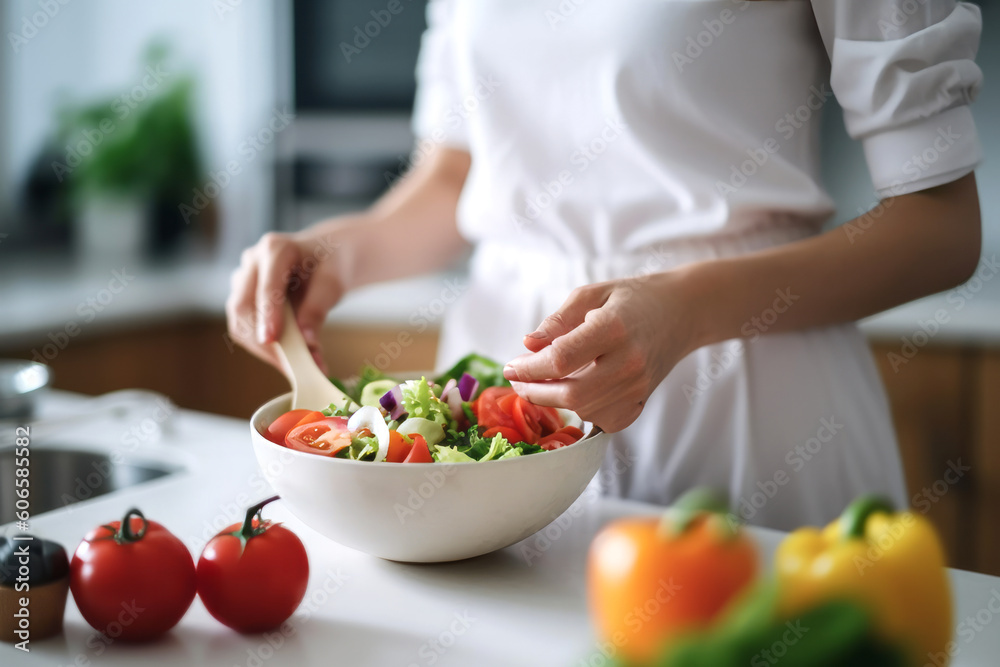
left=870, top=343, right=999, bottom=576
left=3, top=320, right=997, bottom=574
left=1, top=317, right=440, bottom=420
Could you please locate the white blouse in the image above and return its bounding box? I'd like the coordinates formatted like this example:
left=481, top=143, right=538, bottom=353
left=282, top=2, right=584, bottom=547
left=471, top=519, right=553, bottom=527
left=411, top=0, right=983, bottom=258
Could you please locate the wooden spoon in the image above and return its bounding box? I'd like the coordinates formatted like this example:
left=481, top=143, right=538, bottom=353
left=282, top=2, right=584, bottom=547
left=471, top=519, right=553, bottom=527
left=272, top=302, right=357, bottom=412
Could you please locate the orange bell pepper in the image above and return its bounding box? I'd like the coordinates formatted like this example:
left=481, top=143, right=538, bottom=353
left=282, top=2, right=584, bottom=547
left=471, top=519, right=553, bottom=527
left=587, top=488, right=757, bottom=665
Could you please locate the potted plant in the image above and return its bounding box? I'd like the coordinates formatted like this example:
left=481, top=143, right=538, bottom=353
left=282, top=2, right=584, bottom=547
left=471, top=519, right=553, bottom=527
left=53, top=44, right=204, bottom=263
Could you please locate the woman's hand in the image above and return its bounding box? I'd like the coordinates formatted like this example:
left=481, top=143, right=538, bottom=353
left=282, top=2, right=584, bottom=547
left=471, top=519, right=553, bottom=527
left=226, top=145, right=472, bottom=373
left=226, top=223, right=354, bottom=372
left=503, top=272, right=696, bottom=432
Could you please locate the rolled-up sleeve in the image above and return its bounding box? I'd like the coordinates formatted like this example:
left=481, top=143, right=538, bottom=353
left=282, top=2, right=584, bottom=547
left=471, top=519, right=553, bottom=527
left=811, top=1, right=983, bottom=198
left=411, top=0, right=469, bottom=149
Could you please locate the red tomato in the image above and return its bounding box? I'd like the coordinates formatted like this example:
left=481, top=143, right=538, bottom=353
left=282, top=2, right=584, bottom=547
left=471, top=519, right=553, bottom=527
left=537, top=406, right=563, bottom=435
left=197, top=496, right=309, bottom=633
left=538, top=425, right=585, bottom=450
left=385, top=430, right=413, bottom=463
left=403, top=434, right=433, bottom=463
left=291, top=411, right=325, bottom=428
left=497, top=392, right=518, bottom=416
left=512, top=397, right=542, bottom=444
left=284, top=417, right=351, bottom=456
left=477, top=387, right=519, bottom=432
left=539, top=433, right=575, bottom=449
left=264, top=409, right=312, bottom=445
left=483, top=425, right=525, bottom=444
left=70, top=508, right=196, bottom=641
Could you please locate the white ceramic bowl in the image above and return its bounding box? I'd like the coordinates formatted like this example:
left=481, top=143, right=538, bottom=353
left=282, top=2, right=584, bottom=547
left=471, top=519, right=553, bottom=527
left=250, top=393, right=610, bottom=562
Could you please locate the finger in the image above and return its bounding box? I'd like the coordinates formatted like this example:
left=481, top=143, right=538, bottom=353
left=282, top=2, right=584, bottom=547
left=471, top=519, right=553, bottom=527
left=506, top=304, right=623, bottom=382
left=509, top=353, right=619, bottom=411
left=227, top=262, right=258, bottom=347
left=521, top=284, right=611, bottom=353
left=255, top=234, right=299, bottom=344
left=510, top=354, right=645, bottom=431
left=227, top=267, right=284, bottom=368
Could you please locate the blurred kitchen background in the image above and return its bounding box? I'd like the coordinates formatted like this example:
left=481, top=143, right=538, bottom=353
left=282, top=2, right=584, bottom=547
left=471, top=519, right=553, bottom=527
left=0, top=1, right=997, bottom=575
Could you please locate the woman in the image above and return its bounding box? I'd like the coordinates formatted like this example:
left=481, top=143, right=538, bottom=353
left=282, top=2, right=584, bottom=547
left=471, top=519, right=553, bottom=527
left=227, top=1, right=983, bottom=530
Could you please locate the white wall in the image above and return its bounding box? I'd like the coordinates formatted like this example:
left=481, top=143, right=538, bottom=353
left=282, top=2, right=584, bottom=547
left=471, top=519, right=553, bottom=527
left=1, top=0, right=283, bottom=260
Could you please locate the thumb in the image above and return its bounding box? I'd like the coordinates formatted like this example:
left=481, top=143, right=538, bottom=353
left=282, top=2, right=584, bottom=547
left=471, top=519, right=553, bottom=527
left=523, top=285, right=608, bottom=352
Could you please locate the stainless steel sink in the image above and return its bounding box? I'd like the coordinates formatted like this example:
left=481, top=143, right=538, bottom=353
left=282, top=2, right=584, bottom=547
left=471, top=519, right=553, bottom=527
left=0, top=447, right=181, bottom=523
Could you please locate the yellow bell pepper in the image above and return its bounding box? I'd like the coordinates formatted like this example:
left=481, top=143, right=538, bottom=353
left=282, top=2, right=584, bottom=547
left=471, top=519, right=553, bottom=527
left=775, top=495, right=952, bottom=666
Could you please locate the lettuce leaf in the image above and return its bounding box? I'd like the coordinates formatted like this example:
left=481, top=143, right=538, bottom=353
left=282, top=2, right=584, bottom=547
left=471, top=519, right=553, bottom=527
left=334, top=433, right=379, bottom=461
left=400, top=377, right=454, bottom=430
left=433, top=446, right=476, bottom=463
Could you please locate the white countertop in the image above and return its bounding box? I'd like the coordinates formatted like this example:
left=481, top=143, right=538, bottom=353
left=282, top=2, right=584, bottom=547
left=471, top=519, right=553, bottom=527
left=2, top=392, right=1000, bottom=666
left=2, top=256, right=1000, bottom=348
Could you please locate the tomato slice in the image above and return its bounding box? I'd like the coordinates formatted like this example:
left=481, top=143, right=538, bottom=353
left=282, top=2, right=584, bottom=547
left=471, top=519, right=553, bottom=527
left=497, top=392, right=518, bottom=416
left=264, top=409, right=312, bottom=445
left=537, top=406, right=563, bottom=435
left=291, top=410, right=326, bottom=429
left=284, top=417, right=352, bottom=456
left=385, top=430, right=413, bottom=463
left=512, top=397, right=542, bottom=444
left=538, top=426, right=585, bottom=450
left=557, top=425, right=584, bottom=440
left=477, top=387, right=519, bottom=432
left=403, top=434, right=433, bottom=463
left=483, top=425, right=525, bottom=444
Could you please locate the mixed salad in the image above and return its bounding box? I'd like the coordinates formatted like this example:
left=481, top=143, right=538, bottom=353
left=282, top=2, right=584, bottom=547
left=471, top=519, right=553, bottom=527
left=261, top=354, right=586, bottom=463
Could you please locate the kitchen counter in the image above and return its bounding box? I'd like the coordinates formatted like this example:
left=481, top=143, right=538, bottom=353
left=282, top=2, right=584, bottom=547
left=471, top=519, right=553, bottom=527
left=3, top=255, right=1000, bottom=348
left=2, top=393, right=1000, bottom=666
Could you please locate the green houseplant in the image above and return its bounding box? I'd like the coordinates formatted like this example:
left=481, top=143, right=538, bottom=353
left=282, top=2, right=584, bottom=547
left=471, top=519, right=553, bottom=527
left=53, top=44, right=204, bottom=261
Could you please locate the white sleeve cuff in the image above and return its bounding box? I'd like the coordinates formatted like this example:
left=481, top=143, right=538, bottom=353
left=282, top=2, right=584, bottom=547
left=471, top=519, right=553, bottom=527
left=863, top=105, right=981, bottom=198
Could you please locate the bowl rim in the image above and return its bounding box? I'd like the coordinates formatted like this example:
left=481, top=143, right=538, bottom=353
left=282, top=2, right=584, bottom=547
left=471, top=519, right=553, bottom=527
left=250, top=391, right=608, bottom=468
